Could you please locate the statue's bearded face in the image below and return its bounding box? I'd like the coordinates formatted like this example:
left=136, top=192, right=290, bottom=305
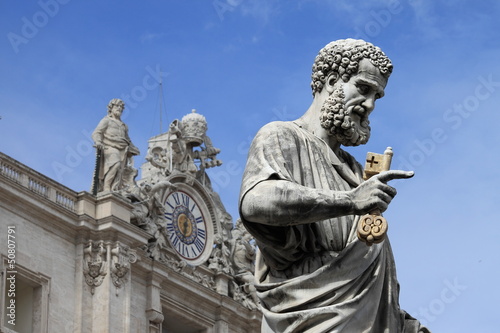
left=320, top=58, right=387, bottom=147
left=319, top=86, right=371, bottom=146
left=110, top=103, right=124, bottom=119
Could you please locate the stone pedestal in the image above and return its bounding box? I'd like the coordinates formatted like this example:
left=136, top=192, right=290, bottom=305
left=215, top=272, right=230, bottom=296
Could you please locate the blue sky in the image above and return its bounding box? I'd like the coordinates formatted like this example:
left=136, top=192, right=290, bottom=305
left=1, top=0, right=499, bottom=331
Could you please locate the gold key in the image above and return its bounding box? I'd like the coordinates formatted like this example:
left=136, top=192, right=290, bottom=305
left=357, top=147, right=393, bottom=246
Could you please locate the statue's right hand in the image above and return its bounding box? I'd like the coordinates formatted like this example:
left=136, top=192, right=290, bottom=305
left=348, top=170, right=414, bottom=215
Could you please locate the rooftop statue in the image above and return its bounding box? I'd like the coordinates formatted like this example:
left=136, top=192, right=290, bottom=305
left=88, top=102, right=259, bottom=310
left=91, top=98, right=140, bottom=194
left=142, top=109, right=222, bottom=183
left=239, top=39, right=430, bottom=333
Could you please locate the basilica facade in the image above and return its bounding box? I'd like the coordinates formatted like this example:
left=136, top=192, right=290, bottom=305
left=0, top=108, right=261, bottom=333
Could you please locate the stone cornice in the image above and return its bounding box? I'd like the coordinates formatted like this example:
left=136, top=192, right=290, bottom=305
left=0, top=153, right=151, bottom=248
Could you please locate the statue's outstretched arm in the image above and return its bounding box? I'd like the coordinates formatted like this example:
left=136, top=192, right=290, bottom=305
left=240, top=170, right=413, bottom=226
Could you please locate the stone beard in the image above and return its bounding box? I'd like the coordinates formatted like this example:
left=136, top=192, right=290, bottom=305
left=239, top=38, right=430, bottom=332
left=319, top=85, right=371, bottom=146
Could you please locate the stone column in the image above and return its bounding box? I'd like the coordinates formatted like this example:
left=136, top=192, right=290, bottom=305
left=146, top=271, right=165, bottom=333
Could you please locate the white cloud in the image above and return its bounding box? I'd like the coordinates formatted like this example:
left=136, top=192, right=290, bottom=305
left=238, top=0, right=281, bottom=23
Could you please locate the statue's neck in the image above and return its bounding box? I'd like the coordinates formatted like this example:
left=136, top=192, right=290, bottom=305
left=296, top=99, right=341, bottom=155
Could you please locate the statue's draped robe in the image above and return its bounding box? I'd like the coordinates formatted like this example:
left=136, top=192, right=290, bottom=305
left=239, top=121, right=429, bottom=333
left=92, top=116, right=137, bottom=191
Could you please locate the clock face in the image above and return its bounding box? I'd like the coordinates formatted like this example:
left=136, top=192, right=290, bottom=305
left=164, top=190, right=209, bottom=264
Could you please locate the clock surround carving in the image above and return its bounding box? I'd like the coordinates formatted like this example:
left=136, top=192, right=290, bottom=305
left=161, top=180, right=215, bottom=266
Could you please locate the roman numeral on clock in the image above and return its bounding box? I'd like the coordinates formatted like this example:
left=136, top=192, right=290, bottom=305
left=194, top=238, right=204, bottom=253
left=162, top=189, right=211, bottom=263
left=181, top=193, right=190, bottom=207
left=172, top=192, right=181, bottom=205
left=164, top=212, right=173, bottom=221
left=170, top=234, right=180, bottom=248
left=198, top=229, right=206, bottom=240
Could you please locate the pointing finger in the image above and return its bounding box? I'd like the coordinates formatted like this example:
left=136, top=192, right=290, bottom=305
left=376, top=170, right=414, bottom=183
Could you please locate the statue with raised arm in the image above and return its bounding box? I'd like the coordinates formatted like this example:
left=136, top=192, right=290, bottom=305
left=92, top=98, right=140, bottom=193
left=239, top=39, right=430, bottom=333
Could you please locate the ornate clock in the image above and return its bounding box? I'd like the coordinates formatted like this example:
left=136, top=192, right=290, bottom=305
left=163, top=182, right=214, bottom=266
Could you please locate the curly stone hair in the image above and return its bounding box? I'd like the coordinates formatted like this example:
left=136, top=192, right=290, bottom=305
left=311, top=39, right=393, bottom=96
left=107, top=98, right=125, bottom=114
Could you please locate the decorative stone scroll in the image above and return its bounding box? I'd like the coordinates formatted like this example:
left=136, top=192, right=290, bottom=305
left=110, top=242, right=138, bottom=294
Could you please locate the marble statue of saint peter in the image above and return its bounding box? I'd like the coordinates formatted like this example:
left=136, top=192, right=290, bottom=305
left=239, top=39, right=430, bottom=333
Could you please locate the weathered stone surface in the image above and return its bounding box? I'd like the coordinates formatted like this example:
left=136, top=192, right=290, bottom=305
left=239, top=39, right=430, bottom=333
left=0, top=112, right=261, bottom=333
left=91, top=98, right=140, bottom=195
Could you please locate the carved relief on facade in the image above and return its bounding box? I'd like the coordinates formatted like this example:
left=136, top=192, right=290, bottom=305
left=155, top=250, right=217, bottom=291
left=207, top=219, right=259, bottom=310
left=228, top=220, right=259, bottom=309
left=208, top=233, right=232, bottom=275
left=83, top=240, right=107, bottom=295
left=141, top=109, right=222, bottom=183
left=89, top=106, right=260, bottom=310
left=110, top=242, right=138, bottom=294
left=126, top=180, right=176, bottom=259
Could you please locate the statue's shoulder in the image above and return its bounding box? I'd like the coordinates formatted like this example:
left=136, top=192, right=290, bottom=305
left=96, top=115, right=112, bottom=125
left=257, top=121, right=299, bottom=137
left=93, top=116, right=111, bottom=133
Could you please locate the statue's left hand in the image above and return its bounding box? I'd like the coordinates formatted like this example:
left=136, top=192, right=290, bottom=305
left=348, top=170, right=414, bottom=215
